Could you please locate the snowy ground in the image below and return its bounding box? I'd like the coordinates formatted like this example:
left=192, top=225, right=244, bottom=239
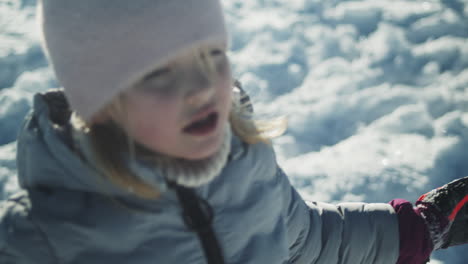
left=1, top=0, right=467, bottom=263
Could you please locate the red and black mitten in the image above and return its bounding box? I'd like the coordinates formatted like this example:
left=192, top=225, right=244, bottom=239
left=416, top=176, right=468, bottom=249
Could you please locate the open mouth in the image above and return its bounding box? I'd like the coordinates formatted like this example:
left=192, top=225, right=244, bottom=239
left=183, top=112, right=219, bottom=135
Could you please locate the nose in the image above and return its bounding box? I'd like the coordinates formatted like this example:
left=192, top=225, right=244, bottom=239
left=184, top=69, right=215, bottom=107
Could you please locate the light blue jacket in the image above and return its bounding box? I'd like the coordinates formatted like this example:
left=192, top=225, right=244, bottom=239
left=0, top=90, right=400, bottom=264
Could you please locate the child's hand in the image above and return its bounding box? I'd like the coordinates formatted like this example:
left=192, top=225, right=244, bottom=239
left=416, top=176, right=468, bottom=249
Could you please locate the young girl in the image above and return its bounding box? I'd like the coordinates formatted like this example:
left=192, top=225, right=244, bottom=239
left=1, top=0, right=467, bottom=263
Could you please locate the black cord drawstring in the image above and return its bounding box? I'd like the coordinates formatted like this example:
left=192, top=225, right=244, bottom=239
left=167, top=180, right=225, bottom=264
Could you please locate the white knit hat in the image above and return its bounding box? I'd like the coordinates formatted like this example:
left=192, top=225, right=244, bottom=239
left=38, top=0, right=228, bottom=121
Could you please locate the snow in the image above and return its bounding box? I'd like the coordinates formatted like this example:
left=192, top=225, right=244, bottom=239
left=1, top=0, right=467, bottom=262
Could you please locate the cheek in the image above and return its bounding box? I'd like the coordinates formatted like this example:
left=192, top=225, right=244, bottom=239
left=124, top=97, right=180, bottom=140
left=127, top=111, right=157, bottom=141
left=219, top=77, right=233, bottom=112
left=128, top=112, right=179, bottom=150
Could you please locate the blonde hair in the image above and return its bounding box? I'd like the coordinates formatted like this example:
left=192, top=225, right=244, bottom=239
left=81, top=48, right=287, bottom=199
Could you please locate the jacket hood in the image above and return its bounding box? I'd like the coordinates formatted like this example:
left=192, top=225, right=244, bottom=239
left=15, top=90, right=244, bottom=197
left=16, top=89, right=129, bottom=196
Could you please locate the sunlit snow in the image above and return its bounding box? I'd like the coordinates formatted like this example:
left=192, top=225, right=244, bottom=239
left=1, top=0, right=467, bottom=262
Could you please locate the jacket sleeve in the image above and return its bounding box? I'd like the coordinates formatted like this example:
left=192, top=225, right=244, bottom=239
left=278, top=168, right=400, bottom=264
left=0, top=191, right=57, bottom=264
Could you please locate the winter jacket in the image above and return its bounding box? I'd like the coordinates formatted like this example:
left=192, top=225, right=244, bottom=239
left=0, top=90, right=400, bottom=264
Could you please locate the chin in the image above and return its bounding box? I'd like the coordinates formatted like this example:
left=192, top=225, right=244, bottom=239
left=186, top=136, right=225, bottom=160
left=183, top=144, right=221, bottom=161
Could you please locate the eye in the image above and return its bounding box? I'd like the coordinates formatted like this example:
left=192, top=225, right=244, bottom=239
left=142, top=67, right=171, bottom=82
left=133, top=67, right=175, bottom=95
left=210, top=49, right=225, bottom=57
left=208, top=49, right=229, bottom=74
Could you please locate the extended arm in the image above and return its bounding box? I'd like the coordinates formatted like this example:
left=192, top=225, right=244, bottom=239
left=279, top=168, right=400, bottom=264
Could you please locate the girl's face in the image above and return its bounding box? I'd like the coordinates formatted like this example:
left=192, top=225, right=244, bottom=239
left=109, top=44, right=232, bottom=160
